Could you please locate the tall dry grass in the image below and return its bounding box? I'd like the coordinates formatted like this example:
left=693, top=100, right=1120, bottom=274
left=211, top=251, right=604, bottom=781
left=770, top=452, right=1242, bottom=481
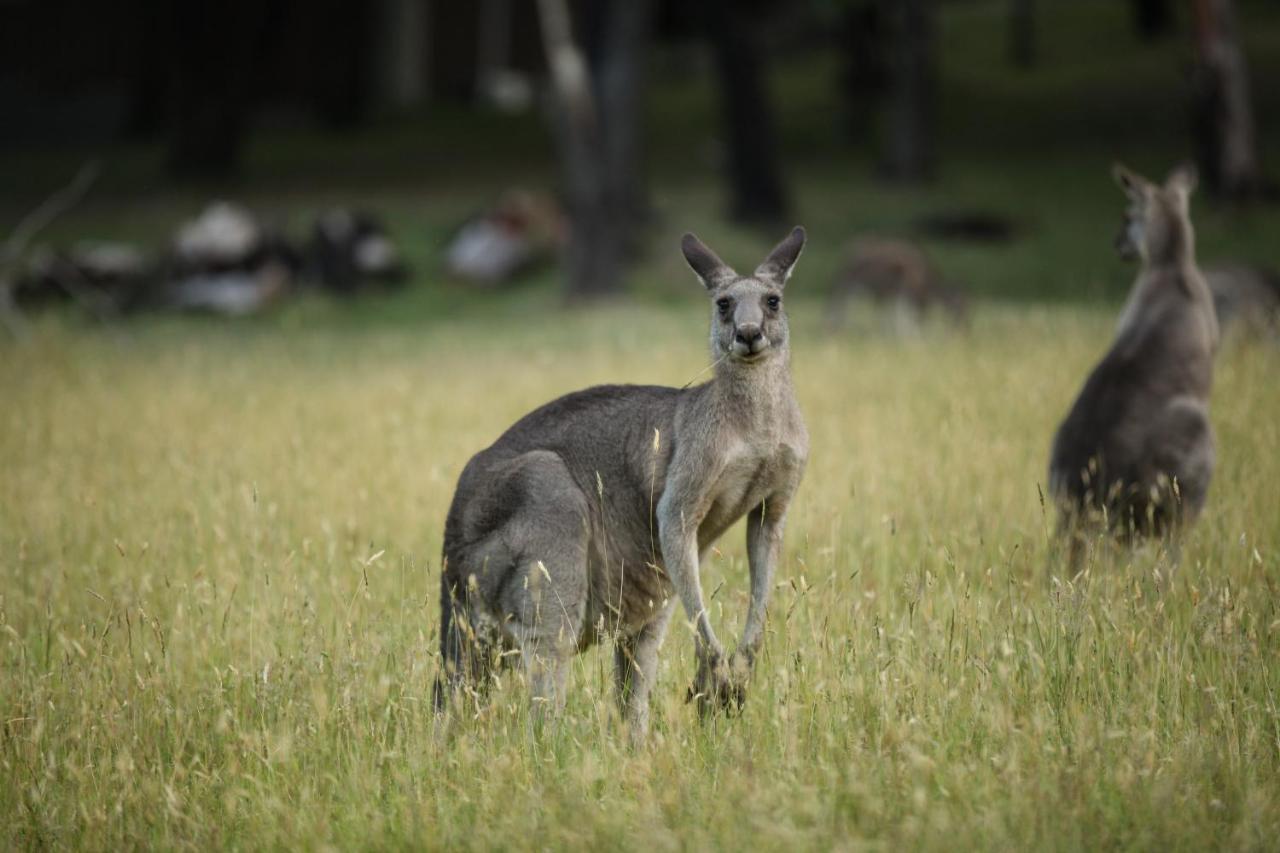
left=2, top=304, right=1278, bottom=849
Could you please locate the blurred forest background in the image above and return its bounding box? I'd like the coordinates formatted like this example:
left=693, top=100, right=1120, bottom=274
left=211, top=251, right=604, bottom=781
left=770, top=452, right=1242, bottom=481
left=1, top=0, right=1278, bottom=326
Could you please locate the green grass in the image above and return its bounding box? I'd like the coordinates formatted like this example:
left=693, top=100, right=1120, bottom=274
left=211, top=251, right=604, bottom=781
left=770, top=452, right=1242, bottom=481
left=2, top=304, right=1280, bottom=849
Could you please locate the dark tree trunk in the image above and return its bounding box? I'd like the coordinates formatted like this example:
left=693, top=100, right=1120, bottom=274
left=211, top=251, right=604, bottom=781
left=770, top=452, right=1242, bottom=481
left=585, top=0, right=651, bottom=251
left=1133, top=0, right=1174, bottom=41
left=376, top=0, right=428, bottom=110
left=703, top=0, right=789, bottom=226
left=430, top=1, right=480, bottom=101
left=310, top=0, right=375, bottom=128
left=1191, top=0, right=1262, bottom=198
left=537, top=0, right=651, bottom=300
left=879, top=0, right=936, bottom=183
left=838, top=1, right=887, bottom=139
left=1008, top=0, right=1036, bottom=69
left=125, top=0, right=175, bottom=139
left=169, top=1, right=268, bottom=178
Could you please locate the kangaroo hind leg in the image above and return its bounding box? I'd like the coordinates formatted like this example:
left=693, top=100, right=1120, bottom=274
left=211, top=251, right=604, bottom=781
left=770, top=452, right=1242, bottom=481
left=1146, top=397, right=1215, bottom=530
left=615, top=598, right=677, bottom=741
left=434, top=571, right=499, bottom=712
left=492, top=450, right=592, bottom=719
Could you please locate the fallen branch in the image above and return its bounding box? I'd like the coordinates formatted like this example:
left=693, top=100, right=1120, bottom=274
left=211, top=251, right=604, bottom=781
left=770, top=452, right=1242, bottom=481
left=0, top=163, right=101, bottom=340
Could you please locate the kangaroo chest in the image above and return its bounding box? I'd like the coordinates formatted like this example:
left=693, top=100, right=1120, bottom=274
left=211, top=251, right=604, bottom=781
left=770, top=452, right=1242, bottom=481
left=697, top=436, right=798, bottom=544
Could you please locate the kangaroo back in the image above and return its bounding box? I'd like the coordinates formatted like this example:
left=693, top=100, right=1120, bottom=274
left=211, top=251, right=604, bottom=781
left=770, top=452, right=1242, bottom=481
left=1050, top=164, right=1217, bottom=540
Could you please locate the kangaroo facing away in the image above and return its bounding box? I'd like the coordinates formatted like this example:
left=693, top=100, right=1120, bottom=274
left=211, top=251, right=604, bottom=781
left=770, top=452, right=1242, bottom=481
left=435, top=228, right=810, bottom=736
left=1049, top=164, right=1218, bottom=553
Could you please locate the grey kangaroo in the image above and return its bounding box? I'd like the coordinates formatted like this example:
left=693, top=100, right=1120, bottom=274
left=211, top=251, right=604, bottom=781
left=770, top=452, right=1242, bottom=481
left=1049, top=164, right=1218, bottom=554
left=435, top=227, right=810, bottom=736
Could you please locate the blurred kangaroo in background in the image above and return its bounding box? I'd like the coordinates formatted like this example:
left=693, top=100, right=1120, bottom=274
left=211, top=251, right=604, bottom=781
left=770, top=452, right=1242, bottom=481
left=1049, top=164, right=1218, bottom=559
left=827, top=237, right=968, bottom=333
left=1202, top=262, right=1280, bottom=339
left=434, top=228, right=809, bottom=737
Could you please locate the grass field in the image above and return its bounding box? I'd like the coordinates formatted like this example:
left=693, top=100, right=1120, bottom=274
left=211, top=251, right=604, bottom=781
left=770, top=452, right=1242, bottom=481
left=2, top=301, right=1279, bottom=849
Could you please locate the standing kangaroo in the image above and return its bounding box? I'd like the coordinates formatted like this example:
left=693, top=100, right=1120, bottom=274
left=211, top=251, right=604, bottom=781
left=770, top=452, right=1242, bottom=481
left=1049, top=164, right=1218, bottom=552
left=435, top=227, right=809, bottom=736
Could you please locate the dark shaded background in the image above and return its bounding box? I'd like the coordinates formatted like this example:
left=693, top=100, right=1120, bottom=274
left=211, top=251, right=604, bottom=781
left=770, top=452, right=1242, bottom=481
left=1, top=0, right=1276, bottom=319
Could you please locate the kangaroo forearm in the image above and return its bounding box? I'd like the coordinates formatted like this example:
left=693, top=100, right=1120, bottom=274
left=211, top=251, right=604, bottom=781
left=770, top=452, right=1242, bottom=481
left=742, top=495, right=791, bottom=653
left=741, top=516, right=783, bottom=655
left=658, top=526, right=721, bottom=653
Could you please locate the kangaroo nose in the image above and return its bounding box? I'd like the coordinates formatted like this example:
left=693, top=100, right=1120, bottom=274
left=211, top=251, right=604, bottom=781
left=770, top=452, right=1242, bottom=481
left=735, top=324, right=763, bottom=346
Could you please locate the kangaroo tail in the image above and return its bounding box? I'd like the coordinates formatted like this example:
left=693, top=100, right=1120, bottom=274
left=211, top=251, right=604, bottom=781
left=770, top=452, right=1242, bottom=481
left=433, top=572, right=464, bottom=712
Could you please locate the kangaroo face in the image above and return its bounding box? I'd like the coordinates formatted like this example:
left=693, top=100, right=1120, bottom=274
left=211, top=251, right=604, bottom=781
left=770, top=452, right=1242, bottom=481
left=1115, top=192, right=1148, bottom=262
left=1112, top=164, right=1197, bottom=266
left=712, top=278, right=787, bottom=363
left=681, top=227, right=807, bottom=365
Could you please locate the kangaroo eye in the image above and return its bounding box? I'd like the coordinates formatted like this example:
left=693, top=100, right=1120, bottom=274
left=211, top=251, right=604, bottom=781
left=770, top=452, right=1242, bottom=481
left=766, top=295, right=781, bottom=310
left=716, top=297, right=732, bottom=313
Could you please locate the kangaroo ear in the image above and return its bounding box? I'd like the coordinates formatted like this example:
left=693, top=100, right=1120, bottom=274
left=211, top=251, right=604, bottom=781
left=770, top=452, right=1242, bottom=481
left=755, top=226, right=807, bottom=285
left=1165, top=163, right=1198, bottom=196
left=1112, top=163, right=1148, bottom=198
left=681, top=233, right=736, bottom=290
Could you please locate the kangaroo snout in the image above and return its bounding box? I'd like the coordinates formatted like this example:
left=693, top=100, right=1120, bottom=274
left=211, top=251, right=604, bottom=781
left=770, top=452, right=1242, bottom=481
left=734, top=324, right=767, bottom=355
left=1114, top=225, right=1139, bottom=261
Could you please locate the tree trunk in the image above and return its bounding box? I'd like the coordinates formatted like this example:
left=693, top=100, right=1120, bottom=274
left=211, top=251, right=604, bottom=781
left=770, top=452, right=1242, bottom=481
left=377, top=0, right=428, bottom=111
left=476, top=0, right=513, bottom=102
left=169, top=2, right=264, bottom=177
left=1008, top=0, right=1036, bottom=69
left=704, top=0, right=789, bottom=226
left=1132, top=0, right=1174, bottom=41
left=838, top=1, right=887, bottom=139
left=537, top=0, right=650, bottom=300
left=1191, top=0, right=1262, bottom=198
left=125, top=0, right=175, bottom=139
left=879, top=0, right=936, bottom=183
left=430, top=1, right=480, bottom=101
left=310, top=0, right=376, bottom=128
left=588, top=0, right=651, bottom=248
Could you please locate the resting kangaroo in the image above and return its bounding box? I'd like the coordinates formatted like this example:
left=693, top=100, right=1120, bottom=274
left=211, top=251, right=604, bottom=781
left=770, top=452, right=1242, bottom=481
left=1049, top=164, right=1218, bottom=551
left=435, top=227, right=809, bottom=736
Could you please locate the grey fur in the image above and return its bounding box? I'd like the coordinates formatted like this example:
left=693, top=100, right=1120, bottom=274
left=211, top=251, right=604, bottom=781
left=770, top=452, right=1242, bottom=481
left=1049, top=164, right=1218, bottom=553
left=435, top=227, right=809, bottom=736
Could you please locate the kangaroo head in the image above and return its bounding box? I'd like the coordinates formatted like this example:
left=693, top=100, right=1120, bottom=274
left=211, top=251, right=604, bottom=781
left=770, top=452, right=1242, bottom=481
left=681, top=226, right=806, bottom=365
left=1112, top=163, right=1197, bottom=266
